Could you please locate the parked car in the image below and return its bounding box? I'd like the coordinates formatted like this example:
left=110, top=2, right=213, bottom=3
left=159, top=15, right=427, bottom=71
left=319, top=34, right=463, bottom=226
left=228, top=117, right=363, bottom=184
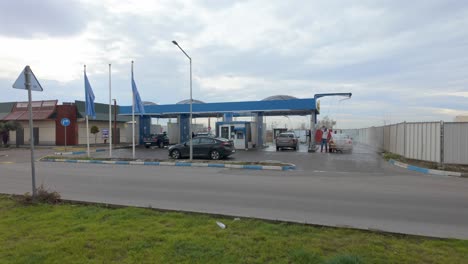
left=275, top=132, right=298, bottom=151
left=168, top=136, right=235, bottom=160
left=144, top=133, right=169, bottom=148
left=329, top=134, right=353, bottom=153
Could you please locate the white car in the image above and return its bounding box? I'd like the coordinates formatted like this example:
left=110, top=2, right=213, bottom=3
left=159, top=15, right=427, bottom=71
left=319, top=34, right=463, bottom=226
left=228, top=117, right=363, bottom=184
left=329, top=134, right=353, bottom=153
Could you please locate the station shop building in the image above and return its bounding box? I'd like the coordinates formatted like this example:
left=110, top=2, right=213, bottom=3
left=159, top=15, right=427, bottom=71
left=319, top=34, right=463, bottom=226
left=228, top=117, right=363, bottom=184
left=0, top=100, right=131, bottom=146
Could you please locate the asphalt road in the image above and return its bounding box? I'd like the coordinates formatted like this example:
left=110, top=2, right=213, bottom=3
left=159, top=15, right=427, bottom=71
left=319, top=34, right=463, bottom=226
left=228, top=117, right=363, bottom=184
left=1, top=146, right=468, bottom=239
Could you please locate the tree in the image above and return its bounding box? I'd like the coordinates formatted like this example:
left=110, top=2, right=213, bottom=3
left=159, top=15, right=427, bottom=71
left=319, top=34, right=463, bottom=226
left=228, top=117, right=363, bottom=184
left=317, top=116, right=336, bottom=129
left=0, top=121, right=22, bottom=146
left=90, top=126, right=100, bottom=144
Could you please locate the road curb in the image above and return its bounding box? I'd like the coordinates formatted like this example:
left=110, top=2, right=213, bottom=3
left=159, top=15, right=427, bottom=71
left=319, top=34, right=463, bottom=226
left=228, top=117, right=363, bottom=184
left=41, top=158, right=296, bottom=171
left=388, top=159, right=462, bottom=177
left=54, top=149, right=107, bottom=155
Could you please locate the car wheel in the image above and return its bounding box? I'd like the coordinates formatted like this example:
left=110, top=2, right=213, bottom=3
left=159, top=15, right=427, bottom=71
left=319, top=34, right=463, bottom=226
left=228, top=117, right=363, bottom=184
left=276, top=146, right=279, bottom=151
left=294, top=146, right=297, bottom=151
left=159, top=141, right=164, bottom=148
left=145, top=145, right=150, bottom=149
left=171, top=149, right=181, bottom=159
left=210, top=150, right=220, bottom=160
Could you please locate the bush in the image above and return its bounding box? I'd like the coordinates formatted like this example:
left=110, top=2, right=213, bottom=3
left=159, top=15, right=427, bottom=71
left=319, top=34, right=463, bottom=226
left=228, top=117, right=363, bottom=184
left=91, top=125, right=100, bottom=144
left=19, top=185, right=61, bottom=205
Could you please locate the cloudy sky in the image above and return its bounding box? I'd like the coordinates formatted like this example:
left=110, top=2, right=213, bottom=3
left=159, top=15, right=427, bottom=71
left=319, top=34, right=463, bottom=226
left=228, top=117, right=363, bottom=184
left=0, top=0, right=467, bottom=128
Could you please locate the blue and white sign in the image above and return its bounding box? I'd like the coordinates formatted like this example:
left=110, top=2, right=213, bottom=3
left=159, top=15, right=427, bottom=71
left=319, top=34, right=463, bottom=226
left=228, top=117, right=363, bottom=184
left=61, top=118, right=70, bottom=127
left=101, top=128, right=109, bottom=139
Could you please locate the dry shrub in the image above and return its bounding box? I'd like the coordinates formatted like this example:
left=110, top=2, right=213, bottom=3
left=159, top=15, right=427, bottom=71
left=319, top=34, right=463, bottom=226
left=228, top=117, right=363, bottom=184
left=19, top=185, right=61, bottom=205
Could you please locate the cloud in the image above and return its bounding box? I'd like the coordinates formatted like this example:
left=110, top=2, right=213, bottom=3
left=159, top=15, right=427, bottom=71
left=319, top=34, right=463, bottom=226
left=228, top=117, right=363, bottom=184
left=0, top=0, right=89, bottom=38
left=0, top=0, right=467, bottom=129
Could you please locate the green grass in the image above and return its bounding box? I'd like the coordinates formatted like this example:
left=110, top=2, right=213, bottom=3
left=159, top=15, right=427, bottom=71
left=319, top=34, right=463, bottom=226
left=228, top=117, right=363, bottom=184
left=0, top=195, right=467, bottom=263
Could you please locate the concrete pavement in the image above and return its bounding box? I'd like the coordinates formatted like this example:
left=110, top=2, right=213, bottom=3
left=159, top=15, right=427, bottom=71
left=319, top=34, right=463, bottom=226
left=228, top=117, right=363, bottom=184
left=1, top=148, right=468, bottom=239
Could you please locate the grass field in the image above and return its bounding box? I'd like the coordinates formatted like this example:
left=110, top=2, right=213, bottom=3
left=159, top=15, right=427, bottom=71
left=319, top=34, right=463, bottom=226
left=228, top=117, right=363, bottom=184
left=0, top=195, right=467, bottom=263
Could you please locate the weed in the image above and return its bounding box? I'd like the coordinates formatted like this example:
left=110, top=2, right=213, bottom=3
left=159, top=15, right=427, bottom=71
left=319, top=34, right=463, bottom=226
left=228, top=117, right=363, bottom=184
left=382, top=152, right=403, bottom=161
left=18, top=185, right=61, bottom=205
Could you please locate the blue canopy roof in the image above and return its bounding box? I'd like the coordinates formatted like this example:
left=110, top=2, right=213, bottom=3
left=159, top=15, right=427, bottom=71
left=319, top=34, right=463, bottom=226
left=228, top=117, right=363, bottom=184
left=119, top=98, right=316, bottom=117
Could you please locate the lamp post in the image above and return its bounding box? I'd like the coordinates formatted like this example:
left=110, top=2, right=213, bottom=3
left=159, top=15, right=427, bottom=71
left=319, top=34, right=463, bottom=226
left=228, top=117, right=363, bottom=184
left=172, top=40, right=193, bottom=161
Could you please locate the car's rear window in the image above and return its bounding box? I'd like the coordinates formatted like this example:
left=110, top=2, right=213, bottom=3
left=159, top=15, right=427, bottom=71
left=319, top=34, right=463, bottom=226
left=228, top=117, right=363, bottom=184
left=278, top=133, right=294, bottom=138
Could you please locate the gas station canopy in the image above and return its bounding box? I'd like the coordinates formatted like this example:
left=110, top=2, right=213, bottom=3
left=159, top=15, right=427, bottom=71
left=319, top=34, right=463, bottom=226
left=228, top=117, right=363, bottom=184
left=119, top=97, right=317, bottom=118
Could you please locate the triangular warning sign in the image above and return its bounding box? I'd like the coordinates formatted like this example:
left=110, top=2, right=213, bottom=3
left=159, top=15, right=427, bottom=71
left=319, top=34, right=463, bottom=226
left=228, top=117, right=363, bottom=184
left=12, top=66, right=43, bottom=91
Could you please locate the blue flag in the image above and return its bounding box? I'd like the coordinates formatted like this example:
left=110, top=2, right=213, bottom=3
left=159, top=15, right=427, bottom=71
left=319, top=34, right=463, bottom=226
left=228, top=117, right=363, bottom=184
left=132, top=77, right=145, bottom=115
left=84, top=71, right=96, bottom=119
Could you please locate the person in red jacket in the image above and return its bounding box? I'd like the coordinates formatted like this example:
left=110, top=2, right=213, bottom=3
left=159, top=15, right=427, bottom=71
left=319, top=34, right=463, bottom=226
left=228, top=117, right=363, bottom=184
left=315, top=127, right=323, bottom=145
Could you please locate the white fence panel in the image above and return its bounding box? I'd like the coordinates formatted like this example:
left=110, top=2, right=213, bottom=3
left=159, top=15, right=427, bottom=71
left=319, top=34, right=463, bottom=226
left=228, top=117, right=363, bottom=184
left=389, top=125, right=397, bottom=153
left=404, top=122, right=440, bottom=162
left=374, top=126, right=384, bottom=150
left=396, top=123, right=405, bottom=156
left=383, top=125, right=391, bottom=151
left=388, top=124, right=405, bottom=155
left=350, top=122, right=468, bottom=164
left=444, top=123, right=468, bottom=165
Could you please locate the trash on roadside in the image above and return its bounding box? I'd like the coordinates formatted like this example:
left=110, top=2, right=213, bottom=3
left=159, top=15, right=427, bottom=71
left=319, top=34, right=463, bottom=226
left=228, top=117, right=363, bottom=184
left=234, top=218, right=241, bottom=221
left=216, top=221, right=226, bottom=229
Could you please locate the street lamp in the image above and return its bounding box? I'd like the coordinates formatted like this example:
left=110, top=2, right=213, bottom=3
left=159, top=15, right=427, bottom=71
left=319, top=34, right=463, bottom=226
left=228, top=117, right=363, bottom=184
left=172, top=40, right=193, bottom=161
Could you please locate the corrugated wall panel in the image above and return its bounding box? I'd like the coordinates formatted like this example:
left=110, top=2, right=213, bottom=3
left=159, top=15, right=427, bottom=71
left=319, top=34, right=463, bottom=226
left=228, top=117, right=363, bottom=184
left=406, top=123, right=416, bottom=160
left=346, top=122, right=468, bottom=164
left=405, top=122, right=440, bottom=162
left=383, top=125, right=391, bottom=151
left=396, top=123, right=405, bottom=156
left=444, top=123, right=468, bottom=165
left=389, top=125, right=397, bottom=153
left=375, top=126, right=384, bottom=150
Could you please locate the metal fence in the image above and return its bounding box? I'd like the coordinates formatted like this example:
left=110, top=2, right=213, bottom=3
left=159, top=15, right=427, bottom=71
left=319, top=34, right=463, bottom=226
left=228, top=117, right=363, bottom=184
left=346, top=122, right=468, bottom=165
left=444, top=123, right=468, bottom=164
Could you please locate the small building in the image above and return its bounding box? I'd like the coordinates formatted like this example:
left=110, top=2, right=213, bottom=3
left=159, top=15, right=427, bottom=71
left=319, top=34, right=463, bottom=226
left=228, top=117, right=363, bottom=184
left=454, top=116, right=468, bottom=122
left=0, top=100, right=131, bottom=146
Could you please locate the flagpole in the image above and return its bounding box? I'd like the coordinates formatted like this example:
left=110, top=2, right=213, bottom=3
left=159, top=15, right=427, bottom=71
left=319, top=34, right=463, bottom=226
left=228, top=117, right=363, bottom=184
left=131, top=61, right=135, bottom=159
left=85, top=65, right=90, bottom=158
left=109, top=63, right=112, bottom=158
left=86, top=115, right=90, bottom=157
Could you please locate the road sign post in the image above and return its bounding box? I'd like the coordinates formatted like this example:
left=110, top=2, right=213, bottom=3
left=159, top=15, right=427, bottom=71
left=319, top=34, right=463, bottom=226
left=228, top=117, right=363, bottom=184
left=26, top=68, right=36, bottom=197
left=13, top=66, right=43, bottom=199
left=61, top=118, right=70, bottom=152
